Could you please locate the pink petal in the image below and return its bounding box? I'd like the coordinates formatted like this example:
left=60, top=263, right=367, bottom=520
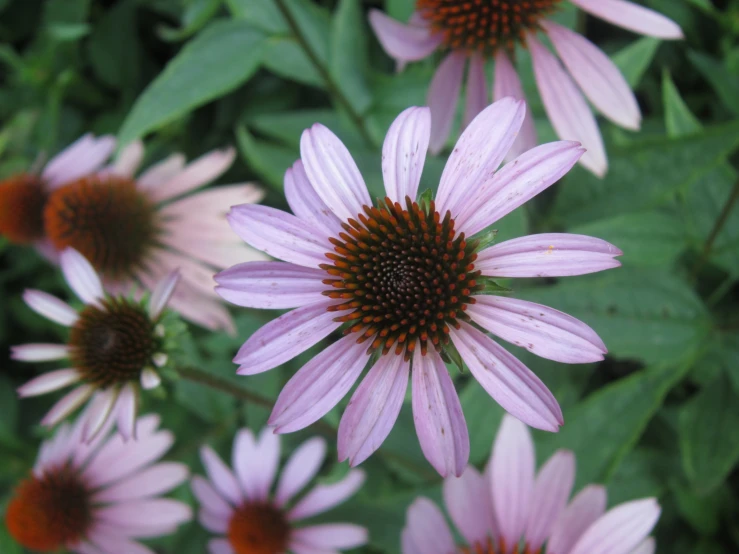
left=285, top=159, right=343, bottom=237
left=490, top=415, right=535, bottom=548
left=191, top=476, right=233, bottom=518
left=86, top=532, right=157, bottom=554
left=23, top=289, right=78, bottom=326
left=137, top=153, right=186, bottom=190
left=148, top=270, right=180, bottom=320
left=114, top=383, right=138, bottom=441
left=528, top=33, right=607, bottom=177
left=12, top=343, right=69, bottom=362
left=287, top=469, right=365, bottom=521
left=200, top=445, right=243, bottom=506
left=569, top=0, right=683, bottom=39
left=428, top=51, right=466, bottom=154
left=547, top=485, right=607, bottom=554
left=43, top=134, right=116, bottom=188
left=159, top=182, right=263, bottom=218
left=60, top=248, right=104, bottom=306
left=233, top=299, right=343, bottom=375
left=275, top=437, right=327, bottom=506
left=411, top=348, right=469, bottom=477
left=291, top=524, right=368, bottom=549
left=403, top=498, right=456, bottom=554
left=83, top=389, right=120, bottom=443
left=442, top=467, right=494, bottom=547
left=227, top=204, right=330, bottom=269
left=382, top=106, right=431, bottom=204
left=140, top=368, right=161, bottom=390
left=198, top=509, right=228, bottom=534
left=543, top=21, right=641, bottom=130
left=41, top=384, right=94, bottom=426
left=208, top=539, right=234, bottom=554
left=369, top=9, right=441, bottom=62
left=94, top=498, right=192, bottom=530
left=476, top=233, right=623, bottom=277
left=300, top=123, right=371, bottom=222
left=524, top=450, right=576, bottom=550
left=494, top=51, right=537, bottom=160
left=94, top=462, right=188, bottom=503
left=466, top=296, right=607, bottom=364
left=436, top=97, right=526, bottom=219
left=215, top=261, right=326, bottom=309
left=337, top=355, right=409, bottom=467
left=17, top=368, right=80, bottom=397
left=457, top=140, right=584, bottom=236
left=449, top=322, right=563, bottom=432
left=269, top=335, right=369, bottom=433
left=569, top=498, right=661, bottom=554
left=463, top=52, right=488, bottom=128
left=147, top=147, right=235, bottom=202
left=113, top=140, right=145, bottom=177
left=630, top=538, right=656, bottom=554
left=232, top=428, right=280, bottom=501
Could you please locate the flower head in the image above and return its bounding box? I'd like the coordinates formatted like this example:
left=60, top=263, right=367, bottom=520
left=42, top=140, right=266, bottom=332
left=13, top=248, right=182, bottom=441
left=217, top=99, right=622, bottom=476
left=192, top=428, right=367, bottom=554
left=402, top=415, right=659, bottom=554
left=5, top=410, right=191, bottom=553
left=369, top=0, right=683, bottom=176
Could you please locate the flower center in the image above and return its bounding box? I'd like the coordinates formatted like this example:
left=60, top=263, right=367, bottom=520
left=5, top=466, right=92, bottom=552
left=458, top=538, right=540, bottom=554
left=69, top=298, right=158, bottom=387
left=44, top=175, right=158, bottom=279
left=417, top=0, right=561, bottom=54
left=227, top=502, right=290, bottom=554
left=0, top=174, right=48, bottom=244
left=321, top=197, right=480, bottom=360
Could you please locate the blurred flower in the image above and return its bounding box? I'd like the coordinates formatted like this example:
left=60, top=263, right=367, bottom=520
left=0, top=133, right=115, bottom=254
left=217, top=100, right=622, bottom=476
left=5, top=410, right=191, bottom=554
left=402, top=415, right=659, bottom=554
left=12, top=248, right=181, bottom=442
left=191, top=427, right=367, bottom=554
left=369, top=0, right=683, bottom=176
left=42, top=140, right=266, bottom=332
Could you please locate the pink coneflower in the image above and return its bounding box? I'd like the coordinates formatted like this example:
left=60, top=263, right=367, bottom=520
left=0, top=133, right=115, bottom=256
left=42, top=140, right=265, bottom=332
left=216, top=99, right=622, bottom=476
left=402, top=415, right=659, bottom=554
left=192, top=427, right=367, bottom=554
left=12, top=248, right=181, bottom=441
left=369, top=0, right=683, bottom=176
left=5, top=411, right=191, bottom=553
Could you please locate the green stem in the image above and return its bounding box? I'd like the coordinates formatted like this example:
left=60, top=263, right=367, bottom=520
left=695, top=177, right=739, bottom=275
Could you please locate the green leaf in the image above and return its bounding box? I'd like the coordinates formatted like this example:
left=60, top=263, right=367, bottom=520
left=672, top=481, right=725, bottom=535
left=459, top=378, right=504, bottom=465
left=158, top=0, right=222, bottom=42
left=662, top=70, right=702, bottom=138
left=235, top=124, right=297, bottom=190
left=331, top=0, right=371, bottom=113
left=612, top=37, right=660, bottom=88
left=262, top=37, right=324, bottom=88
left=118, top=20, right=265, bottom=145
left=87, top=0, right=140, bottom=91
left=687, top=50, right=739, bottom=116
left=226, top=0, right=287, bottom=34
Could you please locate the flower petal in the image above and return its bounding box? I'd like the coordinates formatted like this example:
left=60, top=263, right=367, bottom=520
left=148, top=147, right=235, bottom=202
left=287, top=469, right=365, bottom=521
left=569, top=0, right=683, bottom=39
left=208, top=538, right=234, bottom=554
left=83, top=389, right=120, bottom=443
left=285, top=159, right=343, bottom=236
left=94, top=462, right=188, bottom=503
left=463, top=52, right=488, bottom=128
left=148, top=270, right=180, bottom=320
left=140, top=368, right=161, bottom=390
left=41, top=384, right=94, bottom=426
left=547, top=484, right=607, bottom=554
left=200, top=445, right=243, bottom=506
left=630, top=538, right=656, bottom=554
left=60, top=248, right=104, bottom=305
left=113, top=140, right=145, bottom=177
left=137, top=153, right=186, bottom=190
left=494, top=50, right=537, bottom=160
left=17, top=368, right=80, bottom=397
left=404, top=498, right=456, bottom=554
left=442, top=467, right=494, bottom=547
left=382, top=107, right=431, bottom=204
left=275, top=437, right=327, bottom=507
left=428, top=51, right=467, bottom=154
left=23, top=290, right=78, bottom=326
left=199, top=509, right=228, bottom=534
left=115, top=383, right=138, bottom=441
left=291, top=524, right=368, bottom=550
left=11, top=343, right=69, bottom=362
left=191, top=476, right=233, bottom=518
left=43, top=134, right=116, bottom=188
left=449, top=321, right=563, bottom=431
left=369, top=9, right=442, bottom=62
left=94, top=498, right=192, bottom=531
left=232, top=428, right=280, bottom=501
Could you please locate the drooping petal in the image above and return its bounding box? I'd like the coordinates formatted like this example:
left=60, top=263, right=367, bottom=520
left=232, top=428, right=280, bottom=501
left=11, top=343, right=69, bottom=362
left=17, top=368, right=80, bottom=397
left=449, top=322, right=563, bottom=432
left=200, top=445, right=243, bottom=506
left=147, top=147, right=235, bottom=202
left=43, top=134, right=117, bottom=188
left=287, top=469, right=365, bottom=521
left=337, top=355, right=409, bottom=467
left=60, top=248, right=105, bottom=305
left=114, top=383, right=138, bottom=441
left=466, top=296, right=607, bottom=364
left=275, top=437, right=327, bottom=506
left=528, top=34, right=607, bottom=177
left=148, top=270, right=180, bottom=320
left=404, top=498, right=456, bottom=554
left=443, top=467, right=494, bottom=547
left=41, top=384, right=94, bottom=427
left=428, top=51, right=467, bottom=154
left=284, top=159, right=343, bottom=236
left=476, top=233, right=622, bottom=278
left=191, top=476, right=233, bottom=518
left=23, top=290, right=78, bottom=326
left=83, top=389, right=120, bottom=443
left=382, top=107, right=431, bottom=204
left=547, top=485, right=607, bottom=554
left=569, top=0, right=683, bottom=39
left=463, top=52, right=488, bottom=128
left=113, top=140, right=145, bottom=177
left=369, top=9, right=442, bottom=62
left=543, top=21, right=640, bottom=130
left=411, top=348, right=469, bottom=477
left=291, top=524, right=368, bottom=550
left=494, top=50, right=537, bottom=160
left=94, top=463, right=188, bottom=503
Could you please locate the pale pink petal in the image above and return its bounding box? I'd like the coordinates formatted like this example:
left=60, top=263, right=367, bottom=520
left=136, top=153, right=186, bottom=190
left=160, top=231, right=265, bottom=269
left=548, top=485, right=607, bottom=554
left=94, top=498, right=192, bottom=530
left=41, top=384, right=94, bottom=426
left=457, top=141, right=584, bottom=237
left=17, top=368, right=80, bottom=397
left=227, top=204, right=330, bottom=268
left=11, top=343, right=69, bottom=362
left=208, top=539, right=234, bottom=554
left=113, top=140, right=145, bottom=177
left=494, top=50, right=537, bottom=160
left=234, top=299, right=343, bottom=375
left=442, top=467, right=494, bottom=547
left=140, top=368, right=161, bottom=390
left=466, top=296, right=607, bottom=364
left=60, top=248, right=104, bottom=306
left=543, top=21, right=641, bottom=130
left=160, top=182, right=263, bottom=217
left=337, top=355, right=409, bottom=467
left=436, top=97, right=526, bottom=218
left=94, top=463, right=188, bottom=503
left=411, top=348, right=469, bottom=478
left=525, top=450, right=576, bottom=550
left=369, top=9, right=441, bottom=62
left=528, top=34, right=607, bottom=177
left=630, top=538, right=656, bottom=554
left=148, top=270, right=180, bottom=320
left=463, top=52, right=488, bottom=128
left=200, top=445, right=244, bottom=506
left=199, top=509, right=228, bottom=533
left=43, top=134, right=116, bottom=188
left=215, top=261, right=326, bottom=309
left=275, top=437, right=327, bottom=507
left=476, top=233, right=622, bottom=277
left=569, top=498, right=661, bottom=554
left=490, top=415, right=535, bottom=549
left=114, top=383, right=138, bottom=441
left=147, top=147, right=235, bottom=202
left=87, top=532, right=156, bottom=554
left=382, top=107, right=431, bottom=203
left=292, top=524, right=367, bottom=550
left=73, top=541, right=103, bottom=554
left=83, top=389, right=120, bottom=443
left=288, top=469, right=365, bottom=521
left=232, top=428, right=280, bottom=501
left=285, top=159, right=343, bottom=236
left=164, top=285, right=235, bottom=334
left=191, top=476, right=233, bottom=518
left=428, top=51, right=466, bottom=154
left=569, top=0, right=683, bottom=39
left=269, top=335, right=370, bottom=433
left=449, top=322, right=563, bottom=432
left=23, top=289, right=78, bottom=326
left=404, top=498, right=456, bottom=554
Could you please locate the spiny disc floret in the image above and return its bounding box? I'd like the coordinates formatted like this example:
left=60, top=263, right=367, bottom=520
left=228, top=502, right=290, bottom=554
left=0, top=174, right=48, bottom=244
left=321, top=196, right=481, bottom=360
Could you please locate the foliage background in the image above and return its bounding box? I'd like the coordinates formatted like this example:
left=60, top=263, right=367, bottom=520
left=2, top=0, right=739, bottom=552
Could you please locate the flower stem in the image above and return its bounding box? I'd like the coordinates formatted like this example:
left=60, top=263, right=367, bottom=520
left=274, top=0, right=375, bottom=148
left=695, top=177, right=739, bottom=275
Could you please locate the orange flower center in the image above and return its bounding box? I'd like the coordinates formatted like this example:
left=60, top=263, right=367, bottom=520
left=44, top=175, right=158, bottom=279
left=416, top=0, right=561, bottom=54
left=459, top=538, right=541, bottom=554
left=5, top=467, right=92, bottom=552
left=227, top=502, right=290, bottom=554
left=321, top=196, right=481, bottom=361
left=0, top=174, right=48, bottom=244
